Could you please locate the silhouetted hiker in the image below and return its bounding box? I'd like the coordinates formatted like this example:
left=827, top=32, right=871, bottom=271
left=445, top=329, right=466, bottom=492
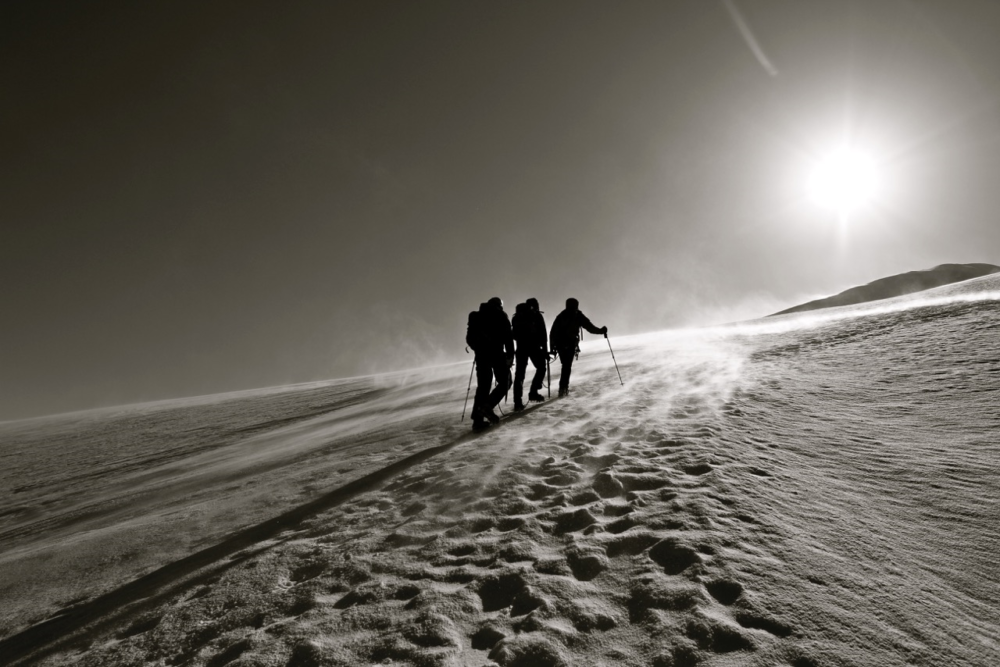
left=466, top=297, right=514, bottom=430
left=549, top=297, right=607, bottom=397
left=512, top=297, right=548, bottom=411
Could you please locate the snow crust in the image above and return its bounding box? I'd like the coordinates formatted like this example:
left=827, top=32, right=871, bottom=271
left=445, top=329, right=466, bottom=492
left=1, top=273, right=999, bottom=666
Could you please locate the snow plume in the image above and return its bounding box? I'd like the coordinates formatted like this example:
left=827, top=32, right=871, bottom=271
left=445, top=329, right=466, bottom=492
left=726, top=288, right=1000, bottom=337
left=432, top=328, right=754, bottom=516
left=674, top=290, right=789, bottom=328
left=332, top=303, right=460, bottom=379
left=600, top=328, right=750, bottom=416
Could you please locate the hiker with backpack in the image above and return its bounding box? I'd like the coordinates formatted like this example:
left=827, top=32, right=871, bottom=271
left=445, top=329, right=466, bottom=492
left=549, top=297, right=608, bottom=397
left=511, top=298, right=548, bottom=411
left=466, top=297, right=515, bottom=430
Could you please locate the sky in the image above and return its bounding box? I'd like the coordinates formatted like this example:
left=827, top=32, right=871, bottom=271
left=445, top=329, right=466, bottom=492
left=3, top=0, right=1000, bottom=421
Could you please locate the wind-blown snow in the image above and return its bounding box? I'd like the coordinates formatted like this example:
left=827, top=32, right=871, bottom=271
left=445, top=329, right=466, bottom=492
left=770, top=262, right=1000, bottom=316
left=1, top=274, right=998, bottom=666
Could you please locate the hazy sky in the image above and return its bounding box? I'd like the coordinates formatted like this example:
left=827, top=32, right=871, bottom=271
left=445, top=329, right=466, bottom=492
left=3, top=1, right=1000, bottom=421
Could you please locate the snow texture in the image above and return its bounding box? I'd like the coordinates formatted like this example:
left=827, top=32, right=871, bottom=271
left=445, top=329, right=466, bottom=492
left=1, top=273, right=999, bottom=666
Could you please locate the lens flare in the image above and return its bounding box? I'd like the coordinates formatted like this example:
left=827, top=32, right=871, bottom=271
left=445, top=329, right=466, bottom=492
left=809, top=148, right=878, bottom=215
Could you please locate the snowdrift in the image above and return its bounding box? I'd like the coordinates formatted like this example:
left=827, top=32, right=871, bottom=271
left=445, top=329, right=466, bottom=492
left=2, top=272, right=999, bottom=666
left=771, top=262, right=1000, bottom=316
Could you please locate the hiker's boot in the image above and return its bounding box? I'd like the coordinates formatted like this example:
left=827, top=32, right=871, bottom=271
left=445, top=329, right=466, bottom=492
left=513, top=397, right=525, bottom=412
left=470, top=406, right=487, bottom=430
left=484, top=408, right=501, bottom=424
left=528, top=390, right=544, bottom=403
left=558, top=387, right=568, bottom=398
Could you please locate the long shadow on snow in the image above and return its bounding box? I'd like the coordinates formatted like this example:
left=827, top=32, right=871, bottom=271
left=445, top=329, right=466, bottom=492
left=0, top=400, right=552, bottom=666
left=0, top=389, right=394, bottom=548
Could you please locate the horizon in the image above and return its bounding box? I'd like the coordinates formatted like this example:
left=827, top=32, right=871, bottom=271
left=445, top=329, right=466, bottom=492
left=7, top=267, right=999, bottom=425
left=4, top=1, right=1000, bottom=420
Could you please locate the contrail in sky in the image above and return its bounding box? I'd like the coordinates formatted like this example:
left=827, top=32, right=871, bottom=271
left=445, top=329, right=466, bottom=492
left=722, top=0, right=779, bottom=77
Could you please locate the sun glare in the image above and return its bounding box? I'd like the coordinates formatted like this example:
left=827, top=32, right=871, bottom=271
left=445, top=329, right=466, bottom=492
left=808, top=148, right=878, bottom=216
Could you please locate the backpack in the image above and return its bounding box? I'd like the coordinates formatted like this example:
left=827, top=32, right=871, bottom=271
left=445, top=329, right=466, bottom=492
left=466, top=304, right=487, bottom=352
left=511, top=302, right=529, bottom=342
left=550, top=310, right=579, bottom=351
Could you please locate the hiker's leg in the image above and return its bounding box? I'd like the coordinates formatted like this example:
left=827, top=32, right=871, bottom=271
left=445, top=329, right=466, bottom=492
left=558, top=348, right=574, bottom=393
left=513, top=348, right=528, bottom=402
left=529, top=349, right=546, bottom=393
left=487, top=356, right=510, bottom=408
left=473, top=355, right=493, bottom=415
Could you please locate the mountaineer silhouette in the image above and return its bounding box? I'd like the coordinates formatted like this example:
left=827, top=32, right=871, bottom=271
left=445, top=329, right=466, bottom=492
left=465, top=297, right=514, bottom=430
left=549, top=297, right=607, bottom=397
left=512, top=298, right=549, bottom=411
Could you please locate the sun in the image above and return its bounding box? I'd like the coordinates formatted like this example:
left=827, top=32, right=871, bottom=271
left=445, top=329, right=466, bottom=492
left=808, top=148, right=879, bottom=216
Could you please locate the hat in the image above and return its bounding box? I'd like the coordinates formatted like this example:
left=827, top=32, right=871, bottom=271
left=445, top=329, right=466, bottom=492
left=566, top=297, right=579, bottom=310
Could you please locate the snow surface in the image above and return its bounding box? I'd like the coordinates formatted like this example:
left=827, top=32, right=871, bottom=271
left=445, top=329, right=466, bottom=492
left=1, top=274, right=999, bottom=666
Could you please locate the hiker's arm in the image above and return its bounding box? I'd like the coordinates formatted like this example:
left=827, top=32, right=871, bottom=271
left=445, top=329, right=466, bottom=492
left=580, top=314, right=605, bottom=336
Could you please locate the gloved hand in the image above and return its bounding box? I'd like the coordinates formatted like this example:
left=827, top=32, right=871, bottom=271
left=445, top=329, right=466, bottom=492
left=601, top=326, right=608, bottom=337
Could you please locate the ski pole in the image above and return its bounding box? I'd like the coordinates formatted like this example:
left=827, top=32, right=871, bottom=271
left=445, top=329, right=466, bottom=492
left=461, top=359, right=476, bottom=421
left=546, top=354, right=551, bottom=398
left=505, top=365, right=512, bottom=404
left=605, top=334, right=624, bottom=386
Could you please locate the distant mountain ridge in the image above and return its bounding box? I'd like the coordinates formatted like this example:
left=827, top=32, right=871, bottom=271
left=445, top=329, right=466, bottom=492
left=771, top=263, right=1000, bottom=316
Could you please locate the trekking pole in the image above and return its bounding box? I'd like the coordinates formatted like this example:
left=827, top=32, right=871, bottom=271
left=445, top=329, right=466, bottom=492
left=461, top=359, right=476, bottom=421
left=546, top=354, right=551, bottom=398
left=605, top=334, right=624, bottom=386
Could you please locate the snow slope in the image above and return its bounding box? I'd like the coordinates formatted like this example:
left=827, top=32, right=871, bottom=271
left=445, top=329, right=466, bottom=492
left=771, top=263, right=1000, bottom=316
left=2, top=274, right=999, bottom=666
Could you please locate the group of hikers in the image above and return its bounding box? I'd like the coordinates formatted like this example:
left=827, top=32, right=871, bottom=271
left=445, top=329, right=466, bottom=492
left=465, top=296, right=608, bottom=431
